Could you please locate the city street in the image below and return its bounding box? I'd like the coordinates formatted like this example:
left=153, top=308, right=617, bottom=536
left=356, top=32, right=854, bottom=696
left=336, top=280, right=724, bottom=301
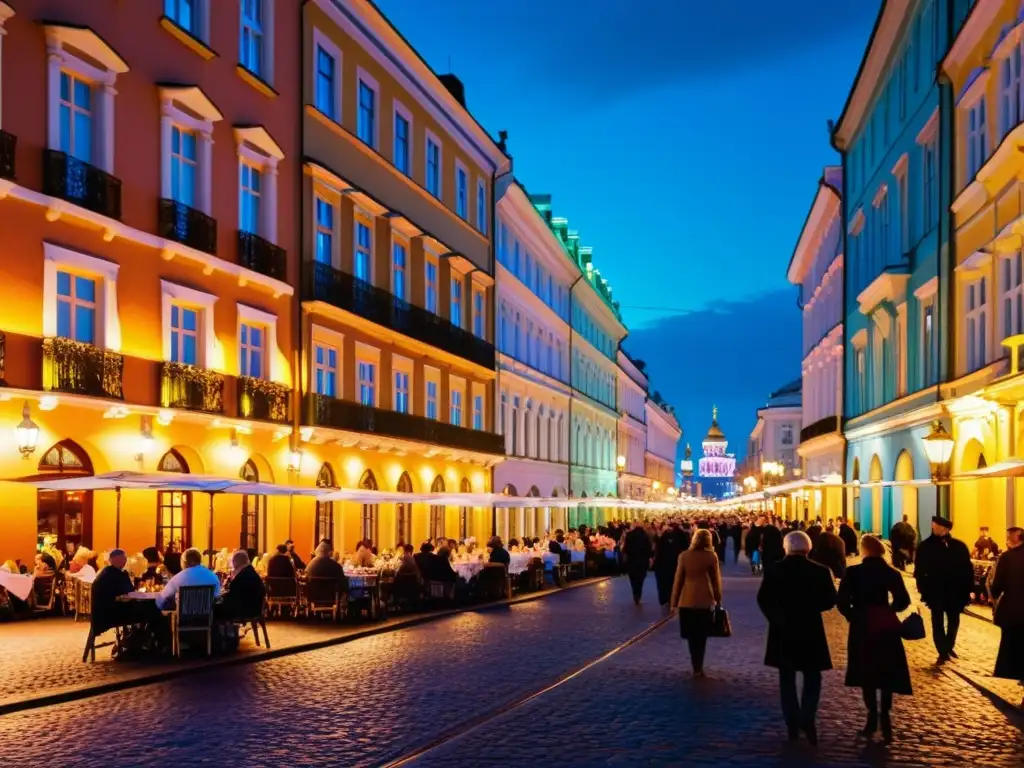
left=2, top=561, right=1022, bottom=767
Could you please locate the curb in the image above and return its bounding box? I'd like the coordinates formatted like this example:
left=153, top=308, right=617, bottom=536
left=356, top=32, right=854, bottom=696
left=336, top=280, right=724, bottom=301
left=948, top=668, right=1024, bottom=720
left=0, top=575, right=612, bottom=717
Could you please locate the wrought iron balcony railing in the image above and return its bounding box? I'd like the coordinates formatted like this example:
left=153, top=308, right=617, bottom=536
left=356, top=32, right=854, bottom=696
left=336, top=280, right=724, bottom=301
left=0, top=130, right=15, bottom=180
left=158, top=198, right=217, bottom=255
left=800, top=415, right=840, bottom=443
left=43, top=337, right=124, bottom=399
left=238, top=230, right=287, bottom=282
left=42, top=150, right=122, bottom=220
left=304, top=261, right=495, bottom=369
left=161, top=362, right=224, bottom=414
left=238, top=376, right=290, bottom=422
left=305, top=393, right=505, bottom=455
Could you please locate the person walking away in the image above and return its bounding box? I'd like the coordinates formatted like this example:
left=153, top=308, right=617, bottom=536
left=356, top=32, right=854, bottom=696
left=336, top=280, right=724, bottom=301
left=623, top=521, right=653, bottom=605
left=757, top=531, right=836, bottom=745
left=730, top=518, right=743, bottom=564
left=745, top=518, right=763, bottom=574
left=759, top=525, right=785, bottom=572
left=670, top=529, right=722, bottom=677
left=889, top=515, right=916, bottom=571
left=915, top=515, right=973, bottom=663
left=837, top=535, right=912, bottom=744
left=838, top=518, right=859, bottom=559
left=715, top=520, right=729, bottom=563
left=990, top=527, right=1024, bottom=706
left=810, top=529, right=847, bottom=580
left=654, top=524, right=685, bottom=608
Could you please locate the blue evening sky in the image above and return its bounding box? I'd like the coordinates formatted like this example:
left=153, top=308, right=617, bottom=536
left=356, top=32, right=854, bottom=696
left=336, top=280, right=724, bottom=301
left=377, top=0, right=882, bottom=461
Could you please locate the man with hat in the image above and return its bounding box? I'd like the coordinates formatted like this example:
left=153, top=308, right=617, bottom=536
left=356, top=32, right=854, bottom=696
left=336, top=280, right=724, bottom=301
left=915, top=515, right=973, bottom=664
left=972, top=527, right=1000, bottom=561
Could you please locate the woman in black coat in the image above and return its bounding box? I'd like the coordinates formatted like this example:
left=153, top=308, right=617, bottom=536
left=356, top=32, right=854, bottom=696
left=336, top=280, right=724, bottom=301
left=653, top=525, right=686, bottom=607
left=837, top=535, right=912, bottom=744
left=759, top=525, right=785, bottom=570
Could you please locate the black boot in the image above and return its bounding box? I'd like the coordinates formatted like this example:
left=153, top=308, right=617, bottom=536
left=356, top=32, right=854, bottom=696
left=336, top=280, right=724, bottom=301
left=861, top=711, right=877, bottom=737
left=880, top=712, right=893, bottom=744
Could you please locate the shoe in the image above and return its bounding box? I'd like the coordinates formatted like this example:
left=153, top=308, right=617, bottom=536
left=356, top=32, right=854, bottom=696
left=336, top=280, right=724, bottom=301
left=936, top=653, right=950, bottom=665
left=787, top=725, right=799, bottom=742
left=949, top=649, right=959, bottom=659
left=861, top=712, right=877, bottom=737
left=880, top=712, right=893, bottom=745
left=802, top=722, right=818, bottom=746
left=693, top=669, right=706, bottom=678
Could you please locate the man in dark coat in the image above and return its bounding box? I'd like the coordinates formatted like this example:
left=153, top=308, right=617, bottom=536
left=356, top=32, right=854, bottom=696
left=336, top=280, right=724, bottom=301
left=889, top=515, right=917, bottom=571
left=220, top=550, right=267, bottom=620
left=915, top=515, right=973, bottom=663
left=745, top=519, right=763, bottom=574
left=990, top=527, right=1024, bottom=701
left=623, top=521, right=653, bottom=605
left=838, top=518, right=858, bottom=559
left=729, top=519, right=743, bottom=564
left=653, top=524, right=685, bottom=607
left=266, top=544, right=297, bottom=578
left=757, top=530, right=837, bottom=744
left=91, top=549, right=137, bottom=635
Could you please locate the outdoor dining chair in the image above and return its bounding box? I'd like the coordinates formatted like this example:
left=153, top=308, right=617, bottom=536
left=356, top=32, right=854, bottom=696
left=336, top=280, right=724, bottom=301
left=171, top=585, right=215, bottom=657
left=305, top=576, right=342, bottom=621
left=264, top=576, right=299, bottom=617
left=31, top=574, right=58, bottom=615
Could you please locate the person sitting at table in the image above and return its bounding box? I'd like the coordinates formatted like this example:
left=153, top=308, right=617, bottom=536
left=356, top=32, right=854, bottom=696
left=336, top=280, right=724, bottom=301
left=156, top=547, right=221, bottom=611
left=68, top=547, right=93, bottom=574
left=266, top=544, right=297, bottom=578
left=353, top=541, right=375, bottom=568
left=488, top=537, right=511, bottom=567
left=91, top=548, right=137, bottom=634
left=548, top=538, right=564, bottom=555
left=306, top=542, right=349, bottom=593
left=163, top=542, right=182, bottom=575
left=33, top=553, right=57, bottom=579
left=396, top=544, right=421, bottom=580
left=285, top=540, right=306, bottom=571
left=414, top=542, right=441, bottom=578
left=219, top=550, right=266, bottom=620
left=140, top=547, right=165, bottom=586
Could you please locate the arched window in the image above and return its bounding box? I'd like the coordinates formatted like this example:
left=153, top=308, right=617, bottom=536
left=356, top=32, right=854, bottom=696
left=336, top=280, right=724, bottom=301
left=429, top=475, right=446, bottom=540
left=240, top=459, right=264, bottom=552
left=396, top=472, right=413, bottom=546
left=459, top=477, right=471, bottom=539
left=360, top=470, right=378, bottom=545
left=37, top=440, right=93, bottom=554
left=157, top=449, right=190, bottom=552
left=315, top=463, right=335, bottom=548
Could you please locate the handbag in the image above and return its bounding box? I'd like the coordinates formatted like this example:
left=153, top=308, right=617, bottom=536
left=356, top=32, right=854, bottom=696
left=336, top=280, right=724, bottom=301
left=709, top=605, right=732, bottom=638
left=900, top=609, right=926, bottom=641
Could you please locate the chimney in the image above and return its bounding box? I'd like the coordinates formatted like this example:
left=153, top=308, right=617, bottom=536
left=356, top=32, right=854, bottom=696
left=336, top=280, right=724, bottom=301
left=439, top=73, right=466, bottom=108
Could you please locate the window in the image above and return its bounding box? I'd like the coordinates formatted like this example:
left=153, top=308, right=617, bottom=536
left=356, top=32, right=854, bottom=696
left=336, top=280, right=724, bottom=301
left=476, top=179, right=487, bottom=233
left=426, top=135, right=441, bottom=198
left=898, top=51, right=907, bottom=121
left=170, top=305, right=198, bottom=365
left=313, top=343, right=338, bottom=397
left=165, top=0, right=199, bottom=36
left=394, top=108, right=410, bottom=175
left=879, top=191, right=890, bottom=263
left=59, top=73, right=93, bottom=163
left=512, top=240, right=520, bottom=277
left=426, top=380, right=439, bottom=420
left=315, top=196, right=334, bottom=265
left=923, top=301, right=935, bottom=387
left=358, top=360, right=376, bottom=406
left=315, top=45, right=336, bottom=119
left=56, top=271, right=96, bottom=344
left=1002, top=252, right=1024, bottom=340
left=898, top=170, right=909, bottom=255
left=357, top=78, right=376, bottom=148
left=239, top=0, right=265, bottom=78
left=912, top=15, right=921, bottom=92
left=354, top=220, right=372, bottom=282
left=239, top=162, right=261, bottom=233
left=856, top=347, right=867, bottom=414
left=780, top=424, right=794, bottom=446
left=966, top=276, right=989, bottom=372
left=473, top=393, right=483, bottom=430
left=394, top=370, right=410, bottom=414
left=239, top=322, right=265, bottom=378
left=1000, top=44, right=1023, bottom=138
left=171, top=126, right=197, bottom=207
left=450, top=389, right=463, bottom=426
left=923, top=136, right=937, bottom=231
left=425, top=258, right=438, bottom=313
left=473, top=289, right=484, bottom=338
left=450, top=277, right=463, bottom=327
left=392, top=239, right=408, bottom=299
left=967, top=97, right=988, bottom=179
left=456, top=164, right=468, bottom=219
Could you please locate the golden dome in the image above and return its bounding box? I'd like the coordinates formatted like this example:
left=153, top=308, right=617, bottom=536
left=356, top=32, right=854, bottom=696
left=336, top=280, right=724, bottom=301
left=704, top=405, right=726, bottom=442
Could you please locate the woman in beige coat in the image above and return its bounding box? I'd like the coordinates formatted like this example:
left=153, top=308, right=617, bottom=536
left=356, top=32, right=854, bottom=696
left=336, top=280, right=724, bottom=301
left=670, top=529, right=723, bottom=677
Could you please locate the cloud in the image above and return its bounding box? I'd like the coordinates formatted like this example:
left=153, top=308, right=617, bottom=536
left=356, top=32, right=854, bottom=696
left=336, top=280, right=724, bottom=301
left=624, top=288, right=802, bottom=461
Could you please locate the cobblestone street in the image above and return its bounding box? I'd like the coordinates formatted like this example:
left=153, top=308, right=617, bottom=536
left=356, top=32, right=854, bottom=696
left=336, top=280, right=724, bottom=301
left=1, top=562, right=1022, bottom=767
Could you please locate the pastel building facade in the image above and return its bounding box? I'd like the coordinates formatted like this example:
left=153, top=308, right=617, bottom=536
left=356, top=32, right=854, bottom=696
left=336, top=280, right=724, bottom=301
left=616, top=350, right=649, bottom=500
left=645, top=395, right=681, bottom=497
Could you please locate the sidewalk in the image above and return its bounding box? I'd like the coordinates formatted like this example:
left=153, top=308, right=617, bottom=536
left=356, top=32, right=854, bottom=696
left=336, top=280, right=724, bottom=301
left=0, top=576, right=608, bottom=715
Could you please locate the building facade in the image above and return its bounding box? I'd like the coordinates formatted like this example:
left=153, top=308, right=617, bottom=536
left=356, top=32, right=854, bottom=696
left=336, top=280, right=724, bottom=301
left=698, top=407, right=737, bottom=499
left=788, top=166, right=845, bottom=518
left=616, top=350, right=649, bottom=500
left=645, top=395, right=681, bottom=499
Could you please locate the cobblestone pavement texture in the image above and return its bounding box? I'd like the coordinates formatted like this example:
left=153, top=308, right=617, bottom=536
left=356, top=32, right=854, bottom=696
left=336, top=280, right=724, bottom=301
left=0, top=578, right=604, bottom=710
left=0, top=577, right=661, bottom=767
left=2, top=561, right=1022, bottom=768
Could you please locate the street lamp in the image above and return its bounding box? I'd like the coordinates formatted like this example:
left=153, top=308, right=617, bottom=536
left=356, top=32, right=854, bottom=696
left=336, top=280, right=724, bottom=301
left=922, top=419, right=955, bottom=519
left=16, top=402, right=39, bottom=459
left=616, top=454, right=626, bottom=470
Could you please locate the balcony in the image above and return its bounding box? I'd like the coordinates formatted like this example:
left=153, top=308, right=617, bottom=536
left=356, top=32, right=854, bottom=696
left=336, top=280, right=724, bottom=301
left=305, top=393, right=505, bottom=455
left=800, top=415, right=840, bottom=443
left=42, top=337, right=124, bottom=399
left=0, top=130, right=15, bottom=180
left=158, top=198, right=217, bottom=255
left=160, top=362, right=224, bottom=414
left=42, top=150, right=122, bottom=220
left=237, top=230, right=287, bottom=282
left=305, top=261, right=495, bottom=369
left=238, top=376, right=290, bottom=423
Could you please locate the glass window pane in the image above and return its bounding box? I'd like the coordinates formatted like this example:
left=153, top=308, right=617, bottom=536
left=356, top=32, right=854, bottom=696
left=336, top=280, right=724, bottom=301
left=183, top=334, right=197, bottom=365
left=60, top=72, right=70, bottom=102
left=57, top=300, right=72, bottom=338
left=57, top=271, right=72, bottom=297
left=75, top=276, right=95, bottom=303
left=183, top=308, right=198, bottom=332
left=250, top=350, right=262, bottom=378
left=75, top=306, right=95, bottom=344
left=74, top=79, right=92, bottom=110
left=251, top=326, right=263, bottom=348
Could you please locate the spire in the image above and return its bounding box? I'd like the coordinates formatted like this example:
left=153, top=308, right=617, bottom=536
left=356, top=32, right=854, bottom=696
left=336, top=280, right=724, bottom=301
left=703, top=405, right=726, bottom=443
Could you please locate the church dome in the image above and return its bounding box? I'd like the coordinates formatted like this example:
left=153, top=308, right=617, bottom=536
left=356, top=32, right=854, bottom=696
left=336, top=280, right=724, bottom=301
left=704, top=405, right=726, bottom=443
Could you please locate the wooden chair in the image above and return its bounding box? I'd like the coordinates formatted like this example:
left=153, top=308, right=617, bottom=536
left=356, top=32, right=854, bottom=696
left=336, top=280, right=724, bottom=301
left=171, top=585, right=215, bottom=657
left=478, top=564, right=510, bottom=602
left=82, top=624, right=123, bottom=663
left=264, top=576, right=298, bottom=617
left=73, top=579, right=93, bottom=622
left=389, top=573, right=421, bottom=614
left=230, top=605, right=271, bottom=649
left=525, top=559, right=545, bottom=592
left=305, top=576, right=341, bottom=621
left=31, top=574, right=57, bottom=615
left=423, top=579, right=456, bottom=605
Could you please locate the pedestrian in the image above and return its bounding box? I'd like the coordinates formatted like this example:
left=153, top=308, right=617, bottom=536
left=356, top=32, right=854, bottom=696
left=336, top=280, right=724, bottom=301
left=809, top=529, right=847, bottom=580
left=653, top=523, right=685, bottom=608
left=760, top=525, right=785, bottom=571
left=730, top=518, right=743, bottom=564
left=972, top=526, right=1001, bottom=560
left=670, top=529, right=722, bottom=678
left=914, top=515, right=973, bottom=663
left=990, top=527, right=1024, bottom=707
left=889, top=515, right=916, bottom=571
left=745, top=518, right=763, bottom=574
left=623, top=520, right=652, bottom=605
left=838, top=518, right=858, bottom=558
left=757, top=531, right=837, bottom=745
left=837, top=534, right=912, bottom=744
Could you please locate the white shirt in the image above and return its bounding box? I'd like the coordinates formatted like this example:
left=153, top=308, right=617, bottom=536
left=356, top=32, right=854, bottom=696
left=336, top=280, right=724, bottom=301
left=157, top=564, right=221, bottom=610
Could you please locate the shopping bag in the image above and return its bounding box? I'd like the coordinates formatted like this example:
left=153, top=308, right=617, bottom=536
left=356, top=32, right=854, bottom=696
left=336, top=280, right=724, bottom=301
left=709, top=605, right=732, bottom=638
left=900, top=609, right=926, bottom=641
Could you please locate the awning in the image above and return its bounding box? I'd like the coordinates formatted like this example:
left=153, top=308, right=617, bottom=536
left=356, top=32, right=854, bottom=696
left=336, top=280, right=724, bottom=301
left=953, top=457, right=1024, bottom=479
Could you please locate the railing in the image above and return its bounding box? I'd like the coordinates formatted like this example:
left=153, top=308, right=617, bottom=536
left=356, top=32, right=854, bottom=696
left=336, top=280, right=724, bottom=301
left=238, top=376, right=290, bottom=422
left=304, top=261, right=495, bottom=369
left=161, top=362, right=224, bottom=414
left=238, top=230, right=287, bottom=282
left=305, top=393, right=505, bottom=454
left=42, top=337, right=124, bottom=399
left=800, top=415, right=840, bottom=443
left=158, top=198, right=217, bottom=255
left=42, top=150, right=122, bottom=220
left=0, top=130, right=15, bottom=180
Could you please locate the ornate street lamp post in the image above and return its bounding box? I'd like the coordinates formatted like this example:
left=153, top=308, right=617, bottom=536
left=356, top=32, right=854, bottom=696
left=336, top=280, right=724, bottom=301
left=16, top=402, right=39, bottom=459
left=922, top=420, right=955, bottom=521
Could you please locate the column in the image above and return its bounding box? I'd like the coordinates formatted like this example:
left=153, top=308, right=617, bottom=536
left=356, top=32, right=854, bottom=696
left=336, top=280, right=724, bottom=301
left=47, top=49, right=62, bottom=150
left=100, top=84, right=116, bottom=174
left=265, top=160, right=279, bottom=244
left=160, top=109, right=174, bottom=199
left=198, top=130, right=213, bottom=215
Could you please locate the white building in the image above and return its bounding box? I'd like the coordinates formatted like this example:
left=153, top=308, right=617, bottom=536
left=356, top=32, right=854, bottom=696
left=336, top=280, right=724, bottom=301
left=617, top=350, right=649, bottom=499
left=646, top=395, right=682, bottom=498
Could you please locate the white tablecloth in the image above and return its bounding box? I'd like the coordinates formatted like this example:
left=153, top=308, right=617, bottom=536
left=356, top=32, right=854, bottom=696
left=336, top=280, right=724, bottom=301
left=507, top=552, right=534, bottom=575
left=0, top=571, right=33, bottom=601
left=452, top=561, right=484, bottom=581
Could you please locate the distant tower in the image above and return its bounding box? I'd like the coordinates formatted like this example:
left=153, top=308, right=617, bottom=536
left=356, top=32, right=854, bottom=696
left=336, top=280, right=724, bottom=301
left=698, top=405, right=737, bottom=498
